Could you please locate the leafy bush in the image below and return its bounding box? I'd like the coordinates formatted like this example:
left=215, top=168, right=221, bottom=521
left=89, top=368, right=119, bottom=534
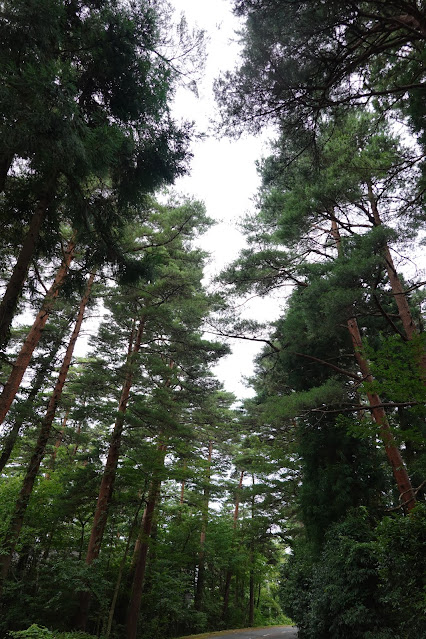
left=280, top=505, right=426, bottom=639
left=9, top=625, right=96, bottom=639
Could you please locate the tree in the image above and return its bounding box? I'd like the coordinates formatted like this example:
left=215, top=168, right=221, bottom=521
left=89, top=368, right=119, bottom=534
left=220, top=112, right=424, bottom=509
left=0, top=270, right=95, bottom=589
left=0, top=0, right=197, bottom=347
left=0, top=235, right=76, bottom=425
left=215, top=1, right=426, bottom=143
left=74, top=198, right=228, bottom=631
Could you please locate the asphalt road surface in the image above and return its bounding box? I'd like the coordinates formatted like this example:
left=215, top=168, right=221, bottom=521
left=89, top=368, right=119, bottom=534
left=205, top=627, right=298, bottom=639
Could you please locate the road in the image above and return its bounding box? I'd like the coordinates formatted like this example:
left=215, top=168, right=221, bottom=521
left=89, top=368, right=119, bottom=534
left=204, top=627, right=298, bottom=639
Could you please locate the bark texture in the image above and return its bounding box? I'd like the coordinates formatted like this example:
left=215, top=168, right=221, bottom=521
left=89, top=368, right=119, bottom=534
left=347, top=317, right=416, bottom=511
left=0, top=183, right=56, bottom=348
left=367, top=182, right=419, bottom=342
left=77, top=318, right=145, bottom=630
left=0, top=328, right=64, bottom=471
left=0, top=270, right=94, bottom=589
left=126, top=443, right=167, bottom=639
left=331, top=217, right=416, bottom=511
left=0, top=237, right=76, bottom=425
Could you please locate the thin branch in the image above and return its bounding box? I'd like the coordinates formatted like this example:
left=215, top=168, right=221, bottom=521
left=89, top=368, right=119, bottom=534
left=292, top=351, right=361, bottom=380
left=310, top=401, right=422, bottom=414
left=373, top=294, right=407, bottom=340
left=206, top=328, right=280, bottom=352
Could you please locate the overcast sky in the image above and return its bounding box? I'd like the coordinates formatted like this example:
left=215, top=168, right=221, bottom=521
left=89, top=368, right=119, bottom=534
left=170, top=0, right=283, bottom=399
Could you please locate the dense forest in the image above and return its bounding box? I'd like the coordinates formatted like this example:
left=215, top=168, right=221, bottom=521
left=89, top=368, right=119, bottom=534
left=0, top=2, right=425, bottom=639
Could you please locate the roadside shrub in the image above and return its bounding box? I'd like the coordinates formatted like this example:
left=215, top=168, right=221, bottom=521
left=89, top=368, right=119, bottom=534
left=280, top=505, right=426, bottom=639
left=9, top=625, right=96, bottom=639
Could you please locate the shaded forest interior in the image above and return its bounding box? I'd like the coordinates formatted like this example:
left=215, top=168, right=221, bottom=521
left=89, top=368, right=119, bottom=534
left=0, top=2, right=425, bottom=639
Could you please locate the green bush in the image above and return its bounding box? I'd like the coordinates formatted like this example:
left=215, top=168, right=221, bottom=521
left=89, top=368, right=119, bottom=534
left=280, top=505, right=426, bottom=639
left=9, top=625, right=96, bottom=639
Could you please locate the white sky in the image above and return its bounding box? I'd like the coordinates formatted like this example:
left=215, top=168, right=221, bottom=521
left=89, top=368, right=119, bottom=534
left=170, top=0, right=283, bottom=399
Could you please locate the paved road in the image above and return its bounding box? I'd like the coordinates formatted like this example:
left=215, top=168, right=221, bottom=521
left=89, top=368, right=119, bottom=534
left=204, top=627, right=298, bottom=639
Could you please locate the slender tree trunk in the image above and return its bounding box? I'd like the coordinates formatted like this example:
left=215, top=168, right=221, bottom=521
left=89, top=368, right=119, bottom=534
left=195, top=440, right=213, bottom=612
left=0, top=181, right=57, bottom=348
left=367, top=182, right=426, bottom=379
left=0, top=236, right=76, bottom=425
left=347, top=316, right=416, bottom=510
left=248, top=475, right=255, bottom=627
left=367, top=182, right=418, bottom=339
left=85, top=318, right=144, bottom=562
left=76, top=318, right=145, bottom=630
left=49, top=408, right=71, bottom=471
left=180, top=458, right=187, bottom=504
left=0, top=152, right=13, bottom=193
left=222, top=470, right=244, bottom=621
left=105, top=490, right=147, bottom=639
left=0, top=328, right=65, bottom=472
left=248, top=560, right=255, bottom=627
left=331, top=217, right=416, bottom=511
left=0, top=271, right=95, bottom=590
left=126, top=443, right=167, bottom=639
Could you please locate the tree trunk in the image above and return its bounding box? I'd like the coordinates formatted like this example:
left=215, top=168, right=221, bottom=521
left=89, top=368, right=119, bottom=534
left=347, top=316, right=416, bottom=511
left=180, top=458, right=187, bottom=505
left=48, top=408, right=71, bottom=472
left=248, top=562, right=255, bottom=627
left=77, top=318, right=145, bottom=630
left=194, top=440, right=213, bottom=612
left=0, top=328, right=65, bottom=472
left=248, top=476, right=255, bottom=626
left=222, top=470, right=244, bottom=621
left=367, top=181, right=426, bottom=377
left=0, top=271, right=95, bottom=590
left=0, top=152, right=13, bottom=193
left=0, top=236, right=76, bottom=425
left=105, top=490, right=147, bottom=639
left=0, top=182, right=57, bottom=348
left=331, top=217, right=416, bottom=511
left=126, top=443, right=167, bottom=639
left=44, top=408, right=70, bottom=481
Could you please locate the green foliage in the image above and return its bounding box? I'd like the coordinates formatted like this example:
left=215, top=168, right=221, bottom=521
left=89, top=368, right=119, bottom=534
left=9, top=626, right=96, bottom=639
left=364, top=334, right=426, bottom=413
left=281, top=506, right=426, bottom=639
left=374, top=504, right=426, bottom=639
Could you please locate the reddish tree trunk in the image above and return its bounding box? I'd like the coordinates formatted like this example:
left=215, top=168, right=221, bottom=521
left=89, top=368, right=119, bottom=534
left=0, top=329, right=65, bottom=472
left=347, top=317, right=416, bottom=511
left=222, top=470, right=244, bottom=621
left=0, top=183, right=57, bottom=347
left=126, top=443, right=167, bottom=639
left=85, top=318, right=144, bottom=564
left=76, top=318, right=145, bottom=630
left=331, top=217, right=416, bottom=511
left=367, top=182, right=426, bottom=380
left=0, top=271, right=95, bottom=589
left=367, top=182, right=419, bottom=342
left=0, top=236, right=76, bottom=425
